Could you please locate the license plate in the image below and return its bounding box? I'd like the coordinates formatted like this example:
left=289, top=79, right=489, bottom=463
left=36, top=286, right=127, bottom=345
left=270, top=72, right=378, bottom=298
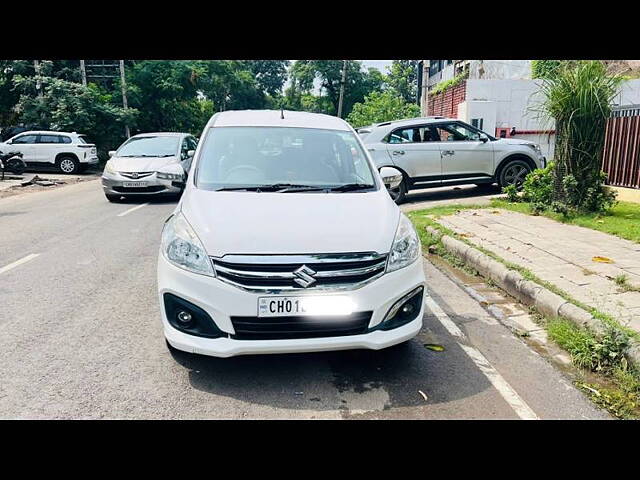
left=123, top=181, right=147, bottom=188
left=258, top=296, right=354, bottom=317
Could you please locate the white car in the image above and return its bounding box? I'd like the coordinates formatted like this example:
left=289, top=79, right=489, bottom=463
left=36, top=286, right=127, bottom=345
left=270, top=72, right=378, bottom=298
left=359, top=117, right=547, bottom=203
left=101, top=132, right=197, bottom=202
left=0, top=130, right=98, bottom=173
left=157, top=110, right=426, bottom=358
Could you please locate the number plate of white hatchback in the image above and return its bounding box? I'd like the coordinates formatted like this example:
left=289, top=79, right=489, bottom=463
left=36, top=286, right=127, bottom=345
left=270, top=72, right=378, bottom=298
left=258, top=296, right=355, bottom=317
left=123, top=181, right=147, bottom=188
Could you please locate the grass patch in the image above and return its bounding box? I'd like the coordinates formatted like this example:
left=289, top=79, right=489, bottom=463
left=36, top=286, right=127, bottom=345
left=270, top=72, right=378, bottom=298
left=490, top=198, right=640, bottom=244
left=613, top=274, right=640, bottom=293
left=535, top=315, right=640, bottom=419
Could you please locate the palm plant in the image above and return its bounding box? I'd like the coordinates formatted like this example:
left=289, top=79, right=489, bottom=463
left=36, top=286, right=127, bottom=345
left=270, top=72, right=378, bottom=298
left=535, top=61, right=622, bottom=212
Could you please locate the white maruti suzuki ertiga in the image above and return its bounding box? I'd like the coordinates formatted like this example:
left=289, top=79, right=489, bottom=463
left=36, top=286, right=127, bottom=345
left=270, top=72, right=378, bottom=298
left=157, top=110, right=426, bottom=358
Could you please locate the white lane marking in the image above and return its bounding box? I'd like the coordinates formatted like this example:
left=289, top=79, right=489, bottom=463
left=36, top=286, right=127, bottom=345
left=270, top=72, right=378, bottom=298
left=0, top=253, right=40, bottom=275
left=425, top=295, right=539, bottom=420
left=117, top=203, right=149, bottom=217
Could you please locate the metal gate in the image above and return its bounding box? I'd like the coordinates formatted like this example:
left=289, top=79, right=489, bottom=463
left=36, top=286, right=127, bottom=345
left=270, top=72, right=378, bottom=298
left=602, top=105, right=640, bottom=189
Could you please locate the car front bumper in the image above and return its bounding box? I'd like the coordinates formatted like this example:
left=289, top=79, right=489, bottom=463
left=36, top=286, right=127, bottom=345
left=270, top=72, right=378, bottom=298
left=102, top=173, right=182, bottom=196
left=157, top=254, right=426, bottom=358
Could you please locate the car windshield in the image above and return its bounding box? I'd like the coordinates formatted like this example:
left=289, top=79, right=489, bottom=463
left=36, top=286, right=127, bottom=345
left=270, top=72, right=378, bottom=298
left=116, top=136, right=179, bottom=157
left=196, top=126, right=377, bottom=192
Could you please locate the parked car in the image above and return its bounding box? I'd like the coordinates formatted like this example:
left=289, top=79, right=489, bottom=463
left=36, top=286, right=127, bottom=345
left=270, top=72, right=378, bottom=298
left=158, top=109, right=425, bottom=358
left=101, top=132, right=198, bottom=202
left=359, top=117, right=547, bottom=203
left=0, top=130, right=98, bottom=173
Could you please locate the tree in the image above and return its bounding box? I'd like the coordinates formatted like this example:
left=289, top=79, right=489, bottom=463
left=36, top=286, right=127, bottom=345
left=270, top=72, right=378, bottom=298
left=286, top=60, right=384, bottom=117
left=12, top=74, right=135, bottom=157
left=535, top=60, right=622, bottom=213
left=386, top=60, right=419, bottom=103
left=242, top=60, right=289, bottom=96
left=346, top=90, right=421, bottom=128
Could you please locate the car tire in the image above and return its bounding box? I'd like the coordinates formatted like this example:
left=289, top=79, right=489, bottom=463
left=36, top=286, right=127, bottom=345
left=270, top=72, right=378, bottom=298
left=388, top=177, right=407, bottom=205
left=105, top=194, right=121, bottom=203
left=498, top=159, right=532, bottom=189
left=57, top=156, right=80, bottom=174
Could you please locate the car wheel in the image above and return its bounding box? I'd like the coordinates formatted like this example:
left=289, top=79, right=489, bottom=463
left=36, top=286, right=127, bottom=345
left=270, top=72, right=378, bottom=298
left=498, top=159, right=532, bottom=189
left=388, top=177, right=407, bottom=204
left=57, top=156, right=80, bottom=174
left=105, top=194, right=121, bottom=203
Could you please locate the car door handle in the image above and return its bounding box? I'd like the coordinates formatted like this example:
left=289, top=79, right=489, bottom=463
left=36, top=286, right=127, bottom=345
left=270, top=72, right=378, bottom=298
left=392, top=150, right=405, bottom=156
left=441, top=150, right=455, bottom=156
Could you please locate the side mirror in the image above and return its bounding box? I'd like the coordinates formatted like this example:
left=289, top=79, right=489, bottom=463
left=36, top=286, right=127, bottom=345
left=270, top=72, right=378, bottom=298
left=479, top=135, right=488, bottom=143
left=108, top=151, right=116, bottom=157
left=380, top=166, right=403, bottom=190
left=187, top=149, right=195, bottom=158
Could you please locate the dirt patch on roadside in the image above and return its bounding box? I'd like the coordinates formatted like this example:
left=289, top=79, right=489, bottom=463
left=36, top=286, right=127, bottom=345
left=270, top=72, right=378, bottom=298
left=0, top=173, right=100, bottom=200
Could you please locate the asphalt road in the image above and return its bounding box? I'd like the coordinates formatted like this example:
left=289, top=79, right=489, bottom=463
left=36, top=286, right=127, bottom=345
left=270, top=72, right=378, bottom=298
left=0, top=180, right=609, bottom=419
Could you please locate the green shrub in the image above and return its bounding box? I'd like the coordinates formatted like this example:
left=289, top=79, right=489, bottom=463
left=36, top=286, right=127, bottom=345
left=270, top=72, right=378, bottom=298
left=548, top=319, right=629, bottom=373
left=522, top=162, right=554, bottom=205
left=563, top=171, right=617, bottom=214
left=502, top=184, right=520, bottom=202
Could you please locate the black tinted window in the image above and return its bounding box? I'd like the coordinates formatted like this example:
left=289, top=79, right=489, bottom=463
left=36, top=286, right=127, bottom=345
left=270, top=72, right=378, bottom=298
left=12, top=134, right=37, bottom=144
left=38, top=135, right=62, bottom=144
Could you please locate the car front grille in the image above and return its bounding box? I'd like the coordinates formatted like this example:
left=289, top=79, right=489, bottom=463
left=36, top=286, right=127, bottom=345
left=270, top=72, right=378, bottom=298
left=211, top=253, right=388, bottom=292
left=230, top=311, right=373, bottom=340
left=119, top=171, right=154, bottom=179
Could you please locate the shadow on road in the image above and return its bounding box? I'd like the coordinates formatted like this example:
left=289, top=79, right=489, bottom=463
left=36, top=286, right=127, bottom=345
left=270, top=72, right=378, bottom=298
left=168, top=324, right=492, bottom=413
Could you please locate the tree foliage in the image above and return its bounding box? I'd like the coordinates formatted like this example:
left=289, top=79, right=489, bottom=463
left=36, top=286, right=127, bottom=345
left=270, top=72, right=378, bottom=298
left=346, top=90, right=420, bottom=128
left=386, top=60, right=418, bottom=103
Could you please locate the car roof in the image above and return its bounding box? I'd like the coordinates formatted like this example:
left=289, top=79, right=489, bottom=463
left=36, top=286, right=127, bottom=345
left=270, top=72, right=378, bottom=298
left=130, top=132, right=188, bottom=138
left=209, top=110, right=351, bottom=131
left=11, top=130, right=79, bottom=136
left=371, top=116, right=453, bottom=129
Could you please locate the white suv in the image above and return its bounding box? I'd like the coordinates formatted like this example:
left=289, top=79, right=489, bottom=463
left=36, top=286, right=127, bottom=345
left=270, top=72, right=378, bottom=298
left=359, top=117, right=546, bottom=203
left=158, top=110, right=426, bottom=358
left=0, top=130, right=98, bottom=173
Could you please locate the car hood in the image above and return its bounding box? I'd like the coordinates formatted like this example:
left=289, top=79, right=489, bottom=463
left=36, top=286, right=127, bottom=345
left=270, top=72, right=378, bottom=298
left=110, top=156, right=180, bottom=172
left=180, top=188, right=400, bottom=257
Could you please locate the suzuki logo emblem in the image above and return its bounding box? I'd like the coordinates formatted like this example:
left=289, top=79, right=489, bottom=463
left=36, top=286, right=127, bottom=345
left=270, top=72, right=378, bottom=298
left=293, top=265, right=317, bottom=288
left=130, top=172, right=139, bottom=179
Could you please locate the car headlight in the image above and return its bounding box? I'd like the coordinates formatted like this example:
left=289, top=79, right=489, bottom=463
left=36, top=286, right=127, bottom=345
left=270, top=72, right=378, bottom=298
left=386, top=213, right=421, bottom=273
left=104, top=161, right=116, bottom=175
left=160, top=211, right=214, bottom=276
left=526, top=144, right=542, bottom=156
left=157, top=171, right=184, bottom=180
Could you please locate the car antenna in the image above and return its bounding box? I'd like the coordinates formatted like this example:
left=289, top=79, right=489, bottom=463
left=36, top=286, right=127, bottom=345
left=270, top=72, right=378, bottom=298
left=280, top=108, right=284, bottom=120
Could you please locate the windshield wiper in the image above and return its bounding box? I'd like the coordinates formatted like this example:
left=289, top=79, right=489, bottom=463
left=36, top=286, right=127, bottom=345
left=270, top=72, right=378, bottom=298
left=327, top=183, right=375, bottom=192
left=215, top=183, right=323, bottom=193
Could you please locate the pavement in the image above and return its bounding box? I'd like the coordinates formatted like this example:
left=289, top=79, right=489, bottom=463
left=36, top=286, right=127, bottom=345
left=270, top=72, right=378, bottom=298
left=0, top=180, right=608, bottom=419
left=436, top=208, right=640, bottom=332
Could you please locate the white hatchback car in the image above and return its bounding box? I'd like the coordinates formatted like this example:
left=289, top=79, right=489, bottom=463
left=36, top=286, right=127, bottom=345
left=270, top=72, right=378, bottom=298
left=0, top=130, right=98, bottom=173
left=158, top=110, right=426, bottom=358
left=359, top=117, right=547, bottom=203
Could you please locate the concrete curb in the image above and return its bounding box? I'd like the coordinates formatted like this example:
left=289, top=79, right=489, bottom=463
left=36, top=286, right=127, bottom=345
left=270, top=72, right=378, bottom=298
left=425, top=225, right=640, bottom=369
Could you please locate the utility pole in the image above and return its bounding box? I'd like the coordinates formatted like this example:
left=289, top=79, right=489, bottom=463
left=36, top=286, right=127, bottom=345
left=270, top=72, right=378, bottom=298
left=80, top=60, right=87, bottom=87
left=337, top=60, right=347, bottom=118
left=119, top=60, right=130, bottom=138
left=420, top=60, right=430, bottom=116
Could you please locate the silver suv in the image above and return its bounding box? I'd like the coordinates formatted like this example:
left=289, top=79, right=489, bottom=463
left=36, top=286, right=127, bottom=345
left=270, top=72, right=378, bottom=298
left=359, top=117, right=546, bottom=204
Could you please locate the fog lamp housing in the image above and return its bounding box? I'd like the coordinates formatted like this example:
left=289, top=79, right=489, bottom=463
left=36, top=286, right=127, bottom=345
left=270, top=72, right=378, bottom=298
left=163, top=293, right=225, bottom=338
left=374, top=286, right=424, bottom=331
